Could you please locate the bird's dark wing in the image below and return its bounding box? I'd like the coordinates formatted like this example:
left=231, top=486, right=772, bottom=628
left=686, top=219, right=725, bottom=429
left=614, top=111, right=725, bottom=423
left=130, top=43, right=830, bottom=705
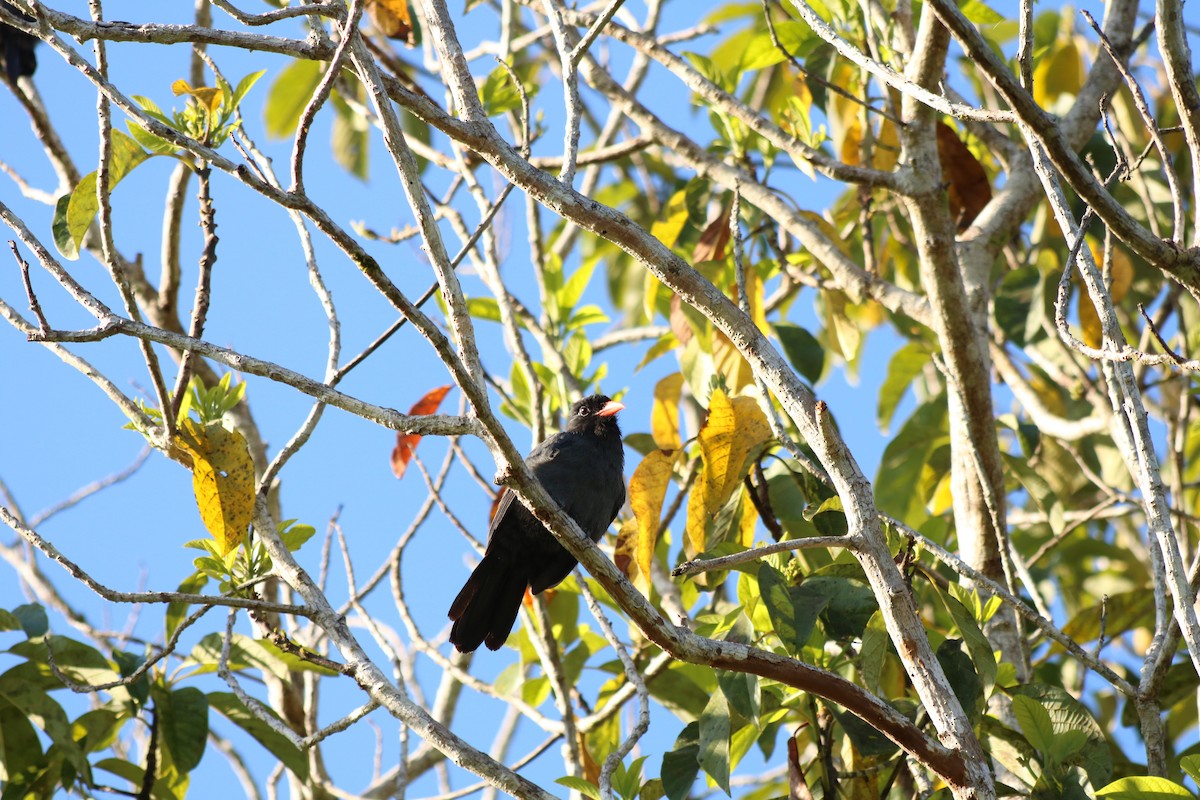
left=485, top=485, right=521, bottom=542
left=538, top=434, right=624, bottom=541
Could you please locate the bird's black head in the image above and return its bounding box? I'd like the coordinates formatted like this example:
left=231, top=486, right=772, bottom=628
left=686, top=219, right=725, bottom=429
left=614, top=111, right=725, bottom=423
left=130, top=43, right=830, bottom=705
left=565, top=394, right=624, bottom=438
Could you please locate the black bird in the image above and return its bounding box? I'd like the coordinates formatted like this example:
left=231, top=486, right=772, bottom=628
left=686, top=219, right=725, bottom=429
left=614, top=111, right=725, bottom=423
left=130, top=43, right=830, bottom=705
left=449, top=395, right=625, bottom=653
left=0, top=1, right=37, bottom=84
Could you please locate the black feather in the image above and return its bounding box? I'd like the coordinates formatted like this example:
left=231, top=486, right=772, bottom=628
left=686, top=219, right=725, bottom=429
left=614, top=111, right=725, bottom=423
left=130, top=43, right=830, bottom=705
left=0, top=2, right=37, bottom=83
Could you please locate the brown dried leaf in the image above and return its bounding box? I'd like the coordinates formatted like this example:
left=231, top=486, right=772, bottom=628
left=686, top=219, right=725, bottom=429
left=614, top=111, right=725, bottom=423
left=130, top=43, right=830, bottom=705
left=669, top=293, right=693, bottom=346
left=936, top=122, right=992, bottom=231
left=789, top=735, right=814, bottom=800
left=692, top=204, right=732, bottom=263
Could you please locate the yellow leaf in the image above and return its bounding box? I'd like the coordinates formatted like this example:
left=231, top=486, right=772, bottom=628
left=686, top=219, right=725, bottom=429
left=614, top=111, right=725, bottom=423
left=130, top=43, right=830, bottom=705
left=1109, top=246, right=1134, bottom=302
left=712, top=331, right=756, bottom=393
left=928, top=473, right=954, bottom=516
left=698, top=389, right=773, bottom=520
left=685, top=465, right=709, bottom=555
left=652, top=373, right=684, bottom=450
left=827, top=63, right=863, bottom=166
left=172, top=79, right=223, bottom=114
left=630, top=449, right=678, bottom=589
left=1077, top=241, right=1133, bottom=349
left=737, top=489, right=758, bottom=546
left=713, top=267, right=770, bottom=393
left=176, top=420, right=256, bottom=555
left=650, top=189, right=689, bottom=249
left=873, top=117, right=900, bottom=172
left=1033, top=36, right=1084, bottom=112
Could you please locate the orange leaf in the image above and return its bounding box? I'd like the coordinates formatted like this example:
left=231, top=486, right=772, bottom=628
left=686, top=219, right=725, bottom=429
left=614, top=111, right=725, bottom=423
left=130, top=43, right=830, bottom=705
left=367, top=0, right=415, bottom=43
left=391, top=385, right=452, bottom=479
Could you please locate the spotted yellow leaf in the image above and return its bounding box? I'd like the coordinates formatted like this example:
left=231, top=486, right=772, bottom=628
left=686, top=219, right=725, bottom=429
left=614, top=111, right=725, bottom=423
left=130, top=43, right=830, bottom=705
left=176, top=419, right=255, bottom=556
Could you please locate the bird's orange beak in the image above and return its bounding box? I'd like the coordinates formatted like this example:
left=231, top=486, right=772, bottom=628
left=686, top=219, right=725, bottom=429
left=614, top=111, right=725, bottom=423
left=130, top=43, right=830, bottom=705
left=597, top=400, right=624, bottom=417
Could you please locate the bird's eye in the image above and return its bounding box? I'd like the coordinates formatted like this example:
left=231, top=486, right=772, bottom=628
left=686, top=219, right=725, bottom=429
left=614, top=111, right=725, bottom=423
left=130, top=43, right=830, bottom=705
left=578, top=407, right=591, bottom=416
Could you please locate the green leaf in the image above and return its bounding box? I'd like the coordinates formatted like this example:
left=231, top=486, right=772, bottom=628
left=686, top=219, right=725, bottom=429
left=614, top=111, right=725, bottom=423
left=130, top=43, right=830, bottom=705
left=877, top=341, right=930, bottom=432
left=1009, top=683, right=1112, bottom=787
left=1012, top=694, right=1055, bottom=755
left=555, top=776, right=601, bottom=799
left=858, top=611, right=889, bottom=694
left=698, top=690, right=731, bottom=794
left=467, top=296, right=502, bottom=322
left=128, top=97, right=181, bottom=154
left=740, top=21, right=818, bottom=72
left=647, top=662, right=715, bottom=722
left=52, top=131, right=151, bottom=260
left=559, top=260, right=598, bottom=317
left=478, top=64, right=523, bottom=116
left=1002, top=453, right=1065, bottom=535
left=0, top=673, right=90, bottom=779
left=522, top=675, right=552, bottom=707
left=1047, top=728, right=1090, bottom=764
left=0, top=608, right=21, bottom=631
left=94, top=758, right=179, bottom=800
left=831, top=707, right=900, bottom=757
left=331, top=89, right=369, bottom=180
left=0, top=696, right=44, bottom=787
left=805, top=575, right=876, bottom=639
left=185, top=633, right=290, bottom=681
left=1181, top=754, right=1200, bottom=784
left=278, top=520, right=317, bottom=552
left=935, top=639, right=982, bottom=725
left=614, top=755, right=649, bottom=800
left=959, top=0, right=1005, bottom=24
left=264, top=58, right=325, bottom=138
left=112, top=650, right=149, bottom=707
left=7, top=635, right=121, bottom=693
left=758, top=564, right=799, bottom=653
left=934, top=587, right=997, bottom=697
left=166, top=571, right=209, bottom=642
left=231, top=69, right=267, bottom=110
left=661, top=723, right=700, bottom=800
left=875, top=395, right=947, bottom=523
left=567, top=304, right=610, bottom=330
left=72, top=708, right=123, bottom=754
left=994, top=264, right=1043, bottom=347
left=12, top=603, right=48, bottom=638
left=207, top=692, right=309, bottom=780
left=717, top=670, right=759, bottom=724
left=157, top=686, right=208, bottom=773
left=1096, top=777, right=1194, bottom=798
left=773, top=323, right=824, bottom=384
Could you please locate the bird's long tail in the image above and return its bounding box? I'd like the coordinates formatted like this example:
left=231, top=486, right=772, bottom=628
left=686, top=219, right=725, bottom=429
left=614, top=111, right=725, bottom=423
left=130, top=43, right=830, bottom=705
left=448, top=554, right=528, bottom=652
